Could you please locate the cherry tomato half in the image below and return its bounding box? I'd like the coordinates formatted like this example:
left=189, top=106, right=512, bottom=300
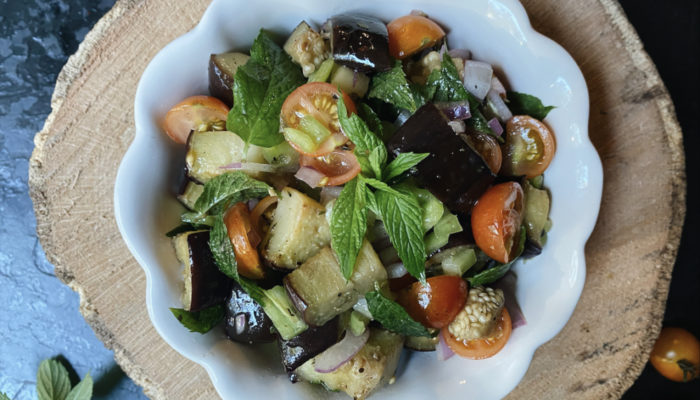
left=442, top=308, right=512, bottom=360
left=387, top=15, right=446, bottom=59
left=471, top=182, right=524, bottom=264
left=281, top=82, right=356, bottom=156
left=500, top=115, right=556, bottom=178
left=463, top=131, right=503, bottom=174
left=650, top=327, right=700, bottom=382
left=224, top=202, right=265, bottom=280
left=163, top=95, right=229, bottom=144
left=299, top=149, right=361, bottom=187
left=397, top=275, right=468, bottom=329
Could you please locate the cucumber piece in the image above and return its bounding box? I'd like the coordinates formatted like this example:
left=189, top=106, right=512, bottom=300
left=523, top=180, right=551, bottom=247
left=284, top=241, right=387, bottom=326
left=260, top=285, right=308, bottom=340
left=407, top=186, right=444, bottom=233
left=283, top=127, right=316, bottom=154
left=177, top=181, right=204, bottom=210
left=426, top=245, right=477, bottom=276
left=294, top=328, right=404, bottom=399
left=308, top=59, right=335, bottom=83
left=185, top=130, right=266, bottom=183
left=405, top=334, right=439, bottom=351
left=424, top=211, right=463, bottom=254
left=348, top=311, right=369, bottom=336
left=262, top=141, right=299, bottom=167
left=330, top=64, right=370, bottom=98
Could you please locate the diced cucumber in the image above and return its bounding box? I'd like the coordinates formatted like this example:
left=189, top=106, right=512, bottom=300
left=308, top=59, right=335, bottom=83
left=427, top=245, right=477, bottom=276
left=177, top=181, right=204, bottom=210
left=411, top=187, right=444, bottom=233
left=330, top=65, right=370, bottom=98
left=283, top=127, right=316, bottom=154
left=262, top=141, right=299, bottom=168
left=349, top=311, right=369, bottom=336
left=260, top=285, right=308, bottom=340
left=523, top=180, right=551, bottom=247
left=424, top=211, right=463, bottom=254
left=299, top=114, right=332, bottom=143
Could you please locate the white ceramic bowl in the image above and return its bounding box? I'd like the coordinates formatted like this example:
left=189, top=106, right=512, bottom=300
left=115, top=0, right=602, bottom=398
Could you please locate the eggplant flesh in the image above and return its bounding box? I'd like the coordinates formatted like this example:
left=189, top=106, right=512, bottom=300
left=224, top=281, right=276, bottom=344
left=387, top=103, right=496, bottom=215
left=208, top=52, right=250, bottom=107
left=279, top=316, right=340, bottom=375
left=326, top=14, right=392, bottom=73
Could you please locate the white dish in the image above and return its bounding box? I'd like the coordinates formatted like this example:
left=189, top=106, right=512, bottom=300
left=114, top=0, right=602, bottom=398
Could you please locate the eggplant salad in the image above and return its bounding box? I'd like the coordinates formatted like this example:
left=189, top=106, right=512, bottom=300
left=165, top=11, right=555, bottom=400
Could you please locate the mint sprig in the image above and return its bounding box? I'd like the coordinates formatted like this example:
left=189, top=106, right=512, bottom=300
left=368, top=61, right=418, bottom=112
left=36, top=359, right=93, bottom=400
left=169, top=305, right=225, bottom=334
left=365, top=291, right=432, bottom=337
left=506, top=91, right=555, bottom=120
left=330, top=177, right=368, bottom=279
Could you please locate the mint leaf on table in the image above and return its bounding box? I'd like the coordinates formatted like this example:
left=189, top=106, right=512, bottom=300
left=365, top=179, right=427, bottom=282
left=0, top=393, right=10, bottom=400
left=506, top=91, right=555, bottom=120
left=65, top=373, right=93, bottom=400
left=368, top=61, right=418, bottom=112
left=365, top=291, right=432, bottom=337
left=193, top=171, right=271, bottom=215
left=227, top=30, right=305, bottom=147
left=467, top=226, right=526, bottom=287
left=37, top=359, right=71, bottom=400
left=383, top=152, right=429, bottom=181
left=170, top=305, right=225, bottom=334
left=330, top=177, right=369, bottom=280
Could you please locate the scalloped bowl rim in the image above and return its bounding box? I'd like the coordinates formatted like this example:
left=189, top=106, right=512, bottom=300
left=115, top=0, right=602, bottom=398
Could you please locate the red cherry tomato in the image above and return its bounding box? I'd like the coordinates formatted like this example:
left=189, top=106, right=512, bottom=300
left=500, top=115, right=556, bottom=178
left=650, top=327, right=700, bottom=382
left=397, top=275, right=468, bottom=329
left=471, top=182, right=524, bottom=263
left=387, top=15, right=446, bottom=59
left=224, top=202, right=265, bottom=280
left=163, top=95, right=229, bottom=144
left=299, top=149, right=361, bottom=187
left=442, top=308, right=512, bottom=359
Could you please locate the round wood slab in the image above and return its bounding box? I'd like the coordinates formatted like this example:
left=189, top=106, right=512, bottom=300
left=29, top=0, right=685, bottom=398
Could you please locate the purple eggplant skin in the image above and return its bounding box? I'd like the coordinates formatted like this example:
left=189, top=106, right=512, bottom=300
left=209, top=54, right=234, bottom=107
left=326, top=14, right=392, bottom=73
left=185, top=231, right=232, bottom=312
left=387, top=103, right=496, bottom=215
left=280, top=317, right=341, bottom=377
left=224, top=281, right=276, bottom=344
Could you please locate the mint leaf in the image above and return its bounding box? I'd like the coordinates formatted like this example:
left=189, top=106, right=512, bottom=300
left=467, top=226, right=526, bottom=287
left=330, top=177, right=368, bottom=279
left=165, top=223, right=209, bottom=237
left=170, top=305, right=225, bottom=334
left=37, top=359, right=71, bottom=400
left=1, top=393, right=10, bottom=400
left=369, top=147, right=386, bottom=180
left=368, top=61, right=417, bottom=112
left=66, top=373, right=93, bottom=400
left=365, top=179, right=426, bottom=282
left=365, top=291, right=432, bottom=337
left=427, top=54, right=472, bottom=104
left=383, top=152, right=429, bottom=181
left=357, top=103, right=384, bottom=140
left=466, top=109, right=496, bottom=136
left=193, top=171, right=271, bottom=215
left=228, top=30, right=305, bottom=147
left=506, top=91, right=555, bottom=120
left=337, top=96, right=385, bottom=158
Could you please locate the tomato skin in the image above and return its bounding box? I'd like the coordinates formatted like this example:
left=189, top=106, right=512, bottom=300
left=650, top=327, right=700, bottom=382
left=387, top=15, right=446, bottom=59
left=397, top=276, right=468, bottom=329
left=463, top=132, right=503, bottom=174
left=299, top=149, right=361, bottom=186
left=224, top=202, right=265, bottom=280
left=471, top=182, right=524, bottom=264
left=500, top=115, right=556, bottom=178
left=442, top=308, right=512, bottom=360
left=163, top=95, right=229, bottom=144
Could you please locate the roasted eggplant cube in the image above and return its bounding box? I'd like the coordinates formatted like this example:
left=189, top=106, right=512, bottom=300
left=387, top=103, right=496, bottom=214
left=326, top=14, right=392, bottom=73
left=262, top=187, right=330, bottom=269
left=172, top=231, right=232, bottom=312
left=284, top=241, right=387, bottom=327
left=294, top=328, right=404, bottom=400
left=224, top=281, right=276, bottom=344
left=209, top=52, right=250, bottom=107
left=280, top=316, right=340, bottom=374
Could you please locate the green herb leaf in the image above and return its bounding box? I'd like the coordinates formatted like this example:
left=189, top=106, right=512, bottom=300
left=506, top=91, right=555, bottom=120
left=170, top=305, right=225, bottom=334
left=383, top=152, right=429, bottom=181
left=368, top=61, right=417, bottom=112
left=37, top=359, right=71, bottom=400
left=65, top=373, right=93, bottom=400
left=365, top=291, right=432, bottom=337
left=179, top=212, right=215, bottom=226
left=365, top=179, right=426, bottom=282
left=467, top=226, right=526, bottom=286
left=165, top=223, right=209, bottom=237
left=369, top=147, right=387, bottom=180
left=427, top=54, right=471, bottom=104
left=193, top=171, right=271, bottom=215
left=227, top=30, right=305, bottom=147
left=357, top=103, right=384, bottom=140
left=337, top=96, right=385, bottom=158
left=330, top=177, right=369, bottom=279
left=465, top=108, right=496, bottom=136
left=0, top=392, right=10, bottom=400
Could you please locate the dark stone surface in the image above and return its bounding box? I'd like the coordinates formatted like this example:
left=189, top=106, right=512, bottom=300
left=0, top=0, right=696, bottom=399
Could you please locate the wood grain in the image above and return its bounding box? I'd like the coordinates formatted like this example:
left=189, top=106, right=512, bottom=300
left=29, top=0, right=685, bottom=399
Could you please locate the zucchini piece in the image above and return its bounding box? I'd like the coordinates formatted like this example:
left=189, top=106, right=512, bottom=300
left=284, top=21, right=329, bottom=77
left=185, top=130, right=266, bottom=183
left=177, top=181, right=204, bottom=210
left=308, top=58, right=335, bottom=83
left=172, top=230, right=232, bottom=312
left=330, top=65, right=370, bottom=98
left=426, top=244, right=477, bottom=276
left=209, top=52, right=250, bottom=107
left=260, top=285, right=308, bottom=341
left=284, top=241, right=387, bottom=326
left=262, top=187, right=330, bottom=269
left=523, top=180, right=551, bottom=247
left=294, top=328, right=404, bottom=400
left=405, top=335, right=439, bottom=351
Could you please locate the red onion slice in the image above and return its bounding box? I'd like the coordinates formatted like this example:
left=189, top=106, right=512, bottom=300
left=314, top=329, right=370, bottom=373
left=492, top=271, right=527, bottom=329
left=487, top=118, right=504, bottom=136
left=220, top=162, right=243, bottom=169
left=320, top=186, right=343, bottom=205
left=435, top=100, right=471, bottom=121
left=437, top=330, right=455, bottom=361
left=463, top=60, right=493, bottom=100
left=448, top=48, right=471, bottom=60
left=490, top=76, right=507, bottom=98
left=294, top=166, right=326, bottom=188
left=487, top=88, right=513, bottom=123
left=448, top=120, right=466, bottom=134
left=220, top=161, right=295, bottom=174
left=410, top=9, right=429, bottom=17
left=234, top=314, right=246, bottom=335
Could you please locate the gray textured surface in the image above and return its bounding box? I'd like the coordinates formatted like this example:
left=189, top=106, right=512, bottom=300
left=0, top=0, right=146, bottom=398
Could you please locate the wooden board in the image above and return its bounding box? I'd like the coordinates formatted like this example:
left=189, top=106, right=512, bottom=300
left=29, top=0, right=686, bottom=398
